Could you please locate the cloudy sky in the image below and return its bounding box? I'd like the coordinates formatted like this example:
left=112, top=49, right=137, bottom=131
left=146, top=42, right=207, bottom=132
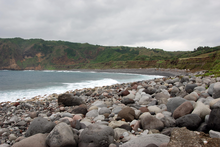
left=0, top=0, right=219, bottom=51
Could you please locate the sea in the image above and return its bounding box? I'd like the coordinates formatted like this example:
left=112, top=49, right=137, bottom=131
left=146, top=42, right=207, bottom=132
left=0, top=70, right=163, bottom=102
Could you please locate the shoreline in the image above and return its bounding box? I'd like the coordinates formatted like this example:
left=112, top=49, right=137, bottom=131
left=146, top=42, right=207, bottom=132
left=71, top=68, right=189, bottom=77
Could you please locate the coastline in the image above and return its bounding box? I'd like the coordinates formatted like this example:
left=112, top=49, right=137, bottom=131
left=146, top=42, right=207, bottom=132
left=71, top=68, right=189, bottom=77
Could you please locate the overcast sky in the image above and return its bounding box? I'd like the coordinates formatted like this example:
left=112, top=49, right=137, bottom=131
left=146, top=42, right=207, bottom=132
left=0, top=0, right=219, bottom=51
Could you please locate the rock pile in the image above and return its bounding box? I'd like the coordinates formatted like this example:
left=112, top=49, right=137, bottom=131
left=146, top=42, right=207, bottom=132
left=1, top=71, right=220, bottom=146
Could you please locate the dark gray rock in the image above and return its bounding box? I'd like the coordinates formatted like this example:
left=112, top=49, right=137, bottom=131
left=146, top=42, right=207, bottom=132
left=79, top=124, right=114, bottom=147
left=25, top=117, right=56, bottom=137
left=58, top=94, right=85, bottom=106
left=207, top=108, right=220, bottom=131
left=185, top=84, right=197, bottom=93
left=46, top=122, right=78, bottom=147
left=166, top=97, right=186, bottom=114
left=72, top=107, right=88, bottom=116
left=176, top=114, right=202, bottom=130
left=160, top=116, right=176, bottom=128
left=180, top=76, right=189, bottom=83
left=121, top=98, right=135, bottom=105
left=208, top=83, right=215, bottom=96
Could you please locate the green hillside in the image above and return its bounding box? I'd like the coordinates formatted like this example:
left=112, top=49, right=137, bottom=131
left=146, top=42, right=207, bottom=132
left=0, top=37, right=220, bottom=73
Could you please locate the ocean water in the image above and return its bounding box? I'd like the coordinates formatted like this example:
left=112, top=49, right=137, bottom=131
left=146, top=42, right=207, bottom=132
left=0, top=70, right=162, bottom=102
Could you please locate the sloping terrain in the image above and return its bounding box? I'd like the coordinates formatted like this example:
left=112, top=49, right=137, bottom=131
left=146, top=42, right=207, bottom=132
left=0, top=37, right=220, bottom=72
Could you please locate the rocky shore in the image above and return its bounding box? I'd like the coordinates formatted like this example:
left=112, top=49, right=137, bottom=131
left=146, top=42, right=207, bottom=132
left=1, top=70, right=220, bottom=147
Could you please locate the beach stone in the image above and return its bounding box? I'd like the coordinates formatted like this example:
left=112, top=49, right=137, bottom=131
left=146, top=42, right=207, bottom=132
left=184, top=91, right=199, bottom=101
left=9, top=115, right=19, bottom=123
left=207, top=108, right=220, bottom=131
left=27, top=111, right=38, bottom=119
left=86, top=109, right=98, bottom=118
left=71, top=120, right=81, bottom=130
left=160, top=116, right=176, bottom=128
left=167, top=127, right=204, bottom=146
left=154, top=92, right=170, bottom=100
left=88, top=105, right=98, bottom=111
left=114, top=128, right=129, bottom=140
left=172, top=101, right=194, bottom=119
left=192, top=101, right=211, bottom=119
left=58, top=94, right=85, bottom=106
left=170, top=86, right=179, bottom=97
left=8, top=134, right=17, bottom=141
left=99, top=107, right=111, bottom=115
left=109, top=121, right=127, bottom=129
left=158, top=98, right=168, bottom=105
left=124, top=93, right=135, bottom=99
left=185, top=84, right=197, bottom=93
left=72, top=107, right=88, bottom=116
left=143, top=87, right=156, bottom=95
left=120, top=134, right=170, bottom=147
left=79, top=124, right=114, bottom=147
left=118, top=107, right=135, bottom=122
left=213, top=82, right=220, bottom=98
left=12, top=133, right=48, bottom=147
left=119, top=124, right=132, bottom=132
left=46, top=122, right=78, bottom=147
left=140, top=114, right=164, bottom=131
left=148, top=106, right=162, bottom=114
left=176, top=114, right=202, bottom=130
left=112, top=106, right=122, bottom=114
left=0, top=144, right=10, bottom=147
left=25, top=117, right=56, bottom=137
left=166, top=97, right=186, bottom=113
left=209, top=130, right=220, bottom=138
left=92, top=100, right=107, bottom=107
left=194, top=86, right=206, bottom=92
left=119, top=89, right=130, bottom=97
left=139, top=107, right=149, bottom=113
left=121, top=98, right=135, bottom=105
left=208, top=83, right=215, bottom=96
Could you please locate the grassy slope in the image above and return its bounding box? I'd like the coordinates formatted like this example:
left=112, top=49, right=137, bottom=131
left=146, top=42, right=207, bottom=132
left=0, top=38, right=220, bottom=74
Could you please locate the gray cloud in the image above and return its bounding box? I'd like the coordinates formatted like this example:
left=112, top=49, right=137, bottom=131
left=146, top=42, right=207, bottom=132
left=0, top=0, right=220, bottom=51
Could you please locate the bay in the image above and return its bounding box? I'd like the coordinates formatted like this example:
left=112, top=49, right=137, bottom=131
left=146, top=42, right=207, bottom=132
left=0, top=70, right=162, bottom=102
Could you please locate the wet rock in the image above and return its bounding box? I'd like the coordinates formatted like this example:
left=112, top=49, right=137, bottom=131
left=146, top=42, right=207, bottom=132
left=120, top=134, right=170, bottom=147
left=207, top=108, right=220, bottom=131
left=58, top=94, right=85, bottom=106
left=79, top=124, right=114, bottom=147
left=176, top=114, right=202, bottom=130
left=12, top=133, right=48, bottom=147
left=25, top=117, right=56, bottom=137
left=118, top=107, right=135, bottom=122
left=46, top=122, right=78, bottom=147
left=172, top=101, right=194, bottom=119
left=167, top=127, right=204, bottom=146
left=140, top=114, right=164, bottom=131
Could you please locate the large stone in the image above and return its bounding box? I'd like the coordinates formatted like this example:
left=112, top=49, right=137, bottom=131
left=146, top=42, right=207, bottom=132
left=208, top=83, right=215, bottom=96
left=213, top=82, right=220, bottom=98
left=46, top=122, right=78, bottom=147
left=118, top=107, right=135, bottom=122
left=120, top=134, right=170, bottom=147
left=209, top=130, right=220, bottom=138
left=176, top=114, right=202, bottom=130
left=72, top=106, right=88, bottom=116
left=140, top=115, right=164, bottom=131
left=58, top=94, right=85, bottom=106
left=173, top=101, right=194, bottom=119
left=184, top=91, right=199, bottom=101
left=207, top=108, right=220, bottom=131
left=79, top=124, right=114, bottom=147
left=99, top=107, right=111, bottom=115
left=86, top=109, right=99, bottom=118
left=185, top=84, right=197, bottom=93
left=12, top=133, right=48, bottom=147
left=210, top=98, right=220, bottom=109
left=155, top=92, right=170, bottom=100
left=166, top=97, right=186, bottom=113
left=148, top=106, right=162, bottom=114
left=25, top=117, right=56, bottom=137
left=121, top=98, right=135, bottom=105
left=167, top=127, right=204, bottom=146
left=192, top=101, right=211, bottom=119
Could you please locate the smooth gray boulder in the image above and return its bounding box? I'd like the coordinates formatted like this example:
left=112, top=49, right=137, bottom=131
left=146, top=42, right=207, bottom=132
left=25, top=117, right=56, bottom=137
left=166, top=97, right=186, bottom=113
left=79, top=124, right=114, bottom=147
left=46, top=122, right=78, bottom=147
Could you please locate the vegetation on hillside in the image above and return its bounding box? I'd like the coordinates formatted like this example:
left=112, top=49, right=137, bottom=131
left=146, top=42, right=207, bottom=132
left=0, top=37, right=220, bottom=75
